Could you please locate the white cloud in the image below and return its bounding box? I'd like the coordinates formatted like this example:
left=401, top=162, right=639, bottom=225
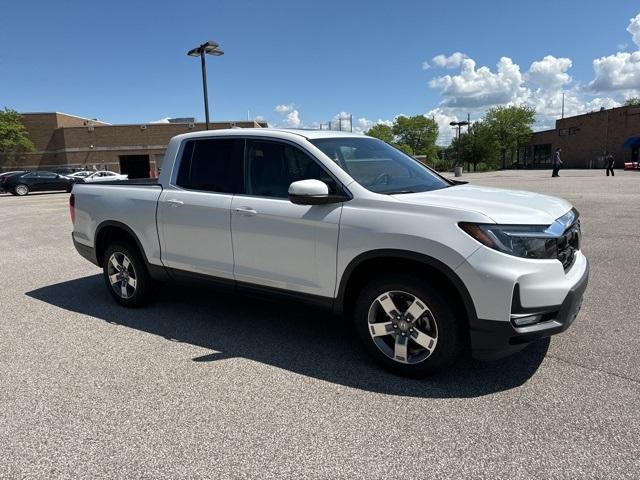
left=429, top=57, right=526, bottom=108
left=285, top=109, right=301, bottom=127
left=589, top=51, right=640, bottom=92
left=425, top=51, right=623, bottom=136
left=275, top=103, right=295, bottom=113
left=354, top=116, right=393, bottom=134
left=526, top=55, right=572, bottom=90
left=425, top=108, right=460, bottom=145
left=149, top=117, right=171, bottom=124
left=628, top=13, right=640, bottom=48
left=588, top=13, right=640, bottom=93
left=272, top=103, right=302, bottom=127
left=430, top=52, right=468, bottom=69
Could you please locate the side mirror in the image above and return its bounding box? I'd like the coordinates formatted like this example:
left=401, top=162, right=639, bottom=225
left=288, top=179, right=347, bottom=205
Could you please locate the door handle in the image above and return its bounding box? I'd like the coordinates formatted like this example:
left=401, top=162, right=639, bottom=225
left=233, top=206, right=257, bottom=216
left=166, top=198, right=184, bottom=207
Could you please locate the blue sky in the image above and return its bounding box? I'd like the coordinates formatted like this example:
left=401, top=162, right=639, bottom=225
left=1, top=1, right=639, bottom=142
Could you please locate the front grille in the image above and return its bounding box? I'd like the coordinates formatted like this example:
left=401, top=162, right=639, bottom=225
left=557, top=220, right=580, bottom=271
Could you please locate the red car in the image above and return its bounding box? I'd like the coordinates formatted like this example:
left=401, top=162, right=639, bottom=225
left=624, top=162, right=639, bottom=170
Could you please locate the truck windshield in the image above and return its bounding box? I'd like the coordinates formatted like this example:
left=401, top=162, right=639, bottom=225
left=310, top=137, right=450, bottom=194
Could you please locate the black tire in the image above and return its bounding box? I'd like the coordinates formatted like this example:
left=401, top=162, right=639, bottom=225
left=353, top=274, right=464, bottom=377
left=13, top=184, right=29, bottom=196
left=102, top=241, right=154, bottom=307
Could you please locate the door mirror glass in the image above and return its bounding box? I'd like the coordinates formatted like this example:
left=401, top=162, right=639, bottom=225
left=288, top=179, right=345, bottom=205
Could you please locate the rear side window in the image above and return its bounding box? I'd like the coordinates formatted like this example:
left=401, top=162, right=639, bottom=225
left=176, top=138, right=244, bottom=193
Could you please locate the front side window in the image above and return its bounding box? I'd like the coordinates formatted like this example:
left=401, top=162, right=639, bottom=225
left=310, top=137, right=449, bottom=194
left=245, top=140, right=339, bottom=198
left=176, top=138, right=244, bottom=193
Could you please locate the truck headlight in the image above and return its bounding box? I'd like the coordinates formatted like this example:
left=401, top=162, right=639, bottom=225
left=459, top=222, right=558, bottom=260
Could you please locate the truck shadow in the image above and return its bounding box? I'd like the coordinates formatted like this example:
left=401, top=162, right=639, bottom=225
left=26, top=274, right=549, bottom=399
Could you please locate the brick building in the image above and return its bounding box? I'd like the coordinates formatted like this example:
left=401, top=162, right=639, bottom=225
left=518, top=105, right=640, bottom=169
left=4, top=112, right=267, bottom=177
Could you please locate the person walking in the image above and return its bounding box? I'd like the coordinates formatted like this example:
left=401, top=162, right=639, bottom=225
left=606, top=152, right=615, bottom=176
left=552, top=148, right=562, bottom=177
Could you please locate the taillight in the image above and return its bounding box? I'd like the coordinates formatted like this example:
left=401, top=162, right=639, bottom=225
left=69, top=193, right=76, bottom=224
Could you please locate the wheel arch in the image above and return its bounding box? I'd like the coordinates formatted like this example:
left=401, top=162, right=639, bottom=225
left=335, top=249, right=478, bottom=329
left=94, top=220, right=169, bottom=281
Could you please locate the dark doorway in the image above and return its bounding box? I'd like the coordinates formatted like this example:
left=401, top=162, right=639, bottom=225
left=119, top=155, right=150, bottom=179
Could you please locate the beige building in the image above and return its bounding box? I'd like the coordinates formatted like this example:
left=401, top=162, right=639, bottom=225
left=5, top=112, right=267, bottom=177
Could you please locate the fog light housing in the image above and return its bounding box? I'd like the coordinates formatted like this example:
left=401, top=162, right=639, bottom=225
left=511, top=314, right=543, bottom=327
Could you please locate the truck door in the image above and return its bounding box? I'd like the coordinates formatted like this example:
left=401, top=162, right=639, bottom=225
left=230, top=139, right=342, bottom=298
left=157, top=138, right=244, bottom=279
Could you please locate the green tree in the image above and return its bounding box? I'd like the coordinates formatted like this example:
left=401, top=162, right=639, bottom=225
left=364, top=123, right=394, bottom=143
left=394, top=143, right=414, bottom=156
left=450, top=121, right=499, bottom=171
left=392, top=115, right=439, bottom=159
left=0, top=108, right=35, bottom=169
left=624, top=97, right=640, bottom=106
left=483, top=105, right=535, bottom=169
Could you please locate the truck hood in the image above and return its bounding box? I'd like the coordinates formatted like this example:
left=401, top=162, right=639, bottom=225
left=392, top=184, right=572, bottom=225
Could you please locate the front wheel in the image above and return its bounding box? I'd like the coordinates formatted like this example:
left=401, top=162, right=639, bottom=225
left=13, top=184, right=29, bottom=196
left=102, top=241, right=154, bottom=307
left=354, top=274, right=464, bottom=376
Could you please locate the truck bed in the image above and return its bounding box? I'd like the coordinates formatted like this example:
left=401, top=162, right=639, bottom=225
left=72, top=181, right=165, bottom=266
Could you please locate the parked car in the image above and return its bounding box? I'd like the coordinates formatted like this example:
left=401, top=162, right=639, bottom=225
left=71, top=129, right=589, bottom=376
left=1, top=170, right=75, bottom=195
left=67, top=171, right=93, bottom=179
left=0, top=170, right=26, bottom=179
left=50, top=166, right=86, bottom=176
left=80, top=171, right=128, bottom=183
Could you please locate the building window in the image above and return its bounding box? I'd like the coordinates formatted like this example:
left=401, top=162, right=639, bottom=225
left=559, top=128, right=568, bottom=136
left=518, top=146, right=531, bottom=165
left=569, top=127, right=580, bottom=135
left=533, top=144, right=552, bottom=165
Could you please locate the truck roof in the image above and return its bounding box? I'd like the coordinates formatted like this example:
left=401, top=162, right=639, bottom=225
left=170, top=128, right=365, bottom=142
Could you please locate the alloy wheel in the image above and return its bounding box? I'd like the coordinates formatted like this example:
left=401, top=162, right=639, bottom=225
left=107, top=252, right=137, bottom=299
left=15, top=185, right=28, bottom=196
left=367, top=290, right=438, bottom=364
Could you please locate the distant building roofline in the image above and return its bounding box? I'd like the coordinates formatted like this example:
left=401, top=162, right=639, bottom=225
left=20, top=111, right=112, bottom=125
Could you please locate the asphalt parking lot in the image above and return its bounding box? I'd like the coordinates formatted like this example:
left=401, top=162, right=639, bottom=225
left=1, top=170, right=639, bottom=479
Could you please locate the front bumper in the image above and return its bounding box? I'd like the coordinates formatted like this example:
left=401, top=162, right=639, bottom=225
left=470, top=259, right=589, bottom=360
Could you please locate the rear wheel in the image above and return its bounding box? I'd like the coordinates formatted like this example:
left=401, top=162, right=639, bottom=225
left=102, top=241, right=154, bottom=307
left=13, top=184, right=29, bottom=196
left=354, top=274, right=464, bottom=376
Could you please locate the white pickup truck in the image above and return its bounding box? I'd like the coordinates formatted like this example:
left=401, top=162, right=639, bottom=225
left=71, top=128, right=588, bottom=376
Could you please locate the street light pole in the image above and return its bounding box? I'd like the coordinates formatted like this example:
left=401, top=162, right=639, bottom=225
left=449, top=120, right=469, bottom=167
left=199, top=49, right=210, bottom=129
left=188, top=41, right=224, bottom=130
